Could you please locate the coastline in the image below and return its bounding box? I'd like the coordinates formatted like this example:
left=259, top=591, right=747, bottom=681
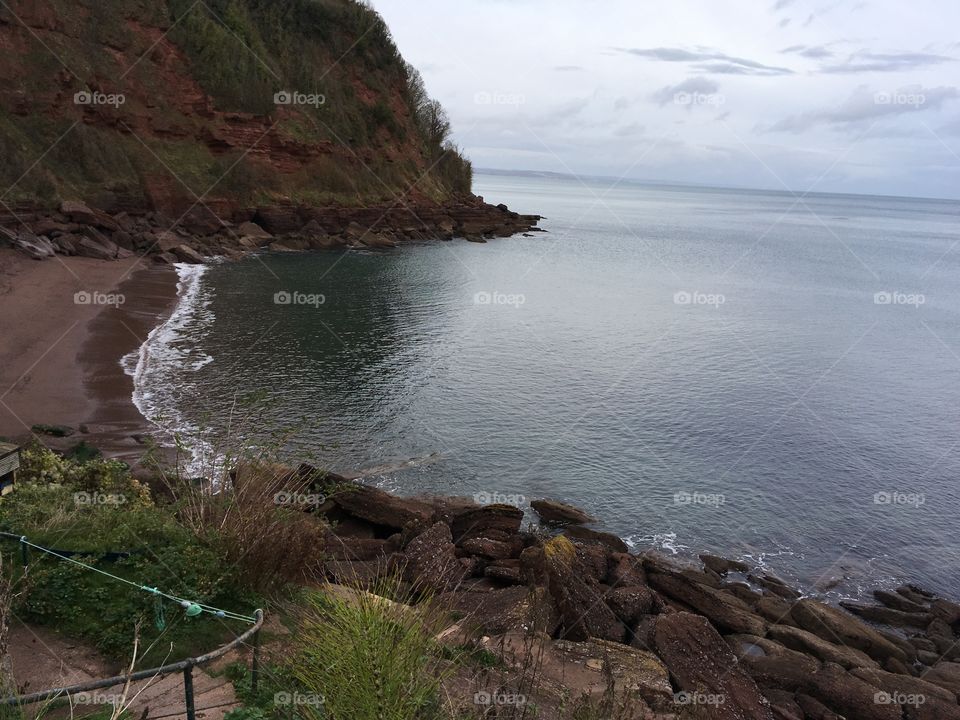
left=0, top=249, right=178, bottom=461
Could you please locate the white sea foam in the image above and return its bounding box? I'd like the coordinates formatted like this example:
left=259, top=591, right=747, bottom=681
left=122, top=263, right=215, bottom=476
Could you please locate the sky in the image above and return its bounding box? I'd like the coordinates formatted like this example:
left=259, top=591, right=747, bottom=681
left=369, top=0, right=960, bottom=199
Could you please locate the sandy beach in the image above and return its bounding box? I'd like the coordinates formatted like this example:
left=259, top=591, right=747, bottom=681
left=0, top=249, right=177, bottom=459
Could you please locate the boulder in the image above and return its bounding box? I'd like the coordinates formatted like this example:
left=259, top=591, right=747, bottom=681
left=437, top=585, right=560, bottom=636
left=76, top=235, right=118, bottom=260
left=333, top=484, right=433, bottom=531
left=932, top=599, right=960, bottom=626
left=701, top=553, right=749, bottom=575
left=652, top=612, right=774, bottom=719
left=236, top=221, right=272, bottom=239
left=14, top=233, right=55, bottom=259
left=324, top=537, right=391, bottom=562
left=791, top=599, right=908, bottom=664
left=727, top=634, right=821, bottom=691
left=648, top=571, right=768, bottom=636
left=484, top=561, right=523, bottom=585
left=768, top=624, right=878, bottom=670
left=840, top=600, right=931, bottom=628
left=875, top=589, right=928, bottom=614
left=762, top=689, right=804, bottom=720
left=530, top=499, right=595, bottom=525
left=851, top=666, right=960, bottom=720
left=561, top=525, right=629, bottom=553
left=795, top=693, right=844, bottom=720
left=751, top=574, right=801, bottom=600
left=402, top=522, right=467, bottom=593
left=543, top=536, right=625, bottom=643
left=173, top=244, right=204, bottom=264
left=450, top=504, right=523, bottom=543
left=605, top=586, right=655, bottom=624
left=460, top=536, right=513, bottom=560
left=607, top=552, right=647, bottom=588
left=59, top=200, right=98, bottom=225
left=924, top=662, right=960, bottom=695
left=805, top=663, right=901, bottom=720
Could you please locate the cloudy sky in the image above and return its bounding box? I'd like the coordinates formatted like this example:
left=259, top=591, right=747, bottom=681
left=370, top=0, right=960, bottom=199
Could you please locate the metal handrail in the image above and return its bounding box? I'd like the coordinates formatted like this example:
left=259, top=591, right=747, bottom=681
left=2, top=609, right=264, bottom=718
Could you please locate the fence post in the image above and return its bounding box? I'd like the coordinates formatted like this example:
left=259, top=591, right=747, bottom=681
left=183, top=662, right=196, bottom=720
left=19, top=539, right=28, bottom=569
left=251, top=626, right=261, bottom=695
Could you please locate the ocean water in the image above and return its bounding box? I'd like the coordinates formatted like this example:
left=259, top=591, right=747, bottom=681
left=130, top=173, right=960, bottom=598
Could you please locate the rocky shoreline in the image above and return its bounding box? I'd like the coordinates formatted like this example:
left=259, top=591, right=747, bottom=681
left=0, top=196, right=543, bottom=264
left=296, top=474, right=960, bottom=719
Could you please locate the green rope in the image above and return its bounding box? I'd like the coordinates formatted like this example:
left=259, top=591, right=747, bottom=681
left=18, top=536, right=256, bottom=624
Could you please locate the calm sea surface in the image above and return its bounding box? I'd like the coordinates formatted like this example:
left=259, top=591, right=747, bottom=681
left=131, top=173, right=960, bottom=598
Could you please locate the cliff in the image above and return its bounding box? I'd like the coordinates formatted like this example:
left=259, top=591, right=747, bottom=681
left=0, top=0, right=476, bottom=214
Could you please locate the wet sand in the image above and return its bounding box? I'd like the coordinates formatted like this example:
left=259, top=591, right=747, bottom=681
left=0, top=249, right=177, bottom=460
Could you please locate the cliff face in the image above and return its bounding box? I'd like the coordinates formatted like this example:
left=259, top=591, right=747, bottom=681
left=0, top=0, right=473, bottom=215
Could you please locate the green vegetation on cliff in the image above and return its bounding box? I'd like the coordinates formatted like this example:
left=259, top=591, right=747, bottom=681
left=0, top=0, right=472, bottom=210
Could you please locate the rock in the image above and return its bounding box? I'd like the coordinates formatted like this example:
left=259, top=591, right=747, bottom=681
left=652, top=613, right=774, bottom=719
left=76, top=235, right=117, bottom=260
left=530, top=499, right=595, bottom=525
left=153, top=252, right=179, bottom=265
left=791, top=599, right=908, bottom=664
left=767, top=624, right=878, bottom=670
left=574, top=543, right=611, bottom=583
left=333, top=484, right=433, bottom=531
left=359, top=232, right=397, bottom=248
left=728, top=634, right=821, bottom=691
left=647, top=571, right=768, bottom=636
left=450, top=504, right=523, bottom=543
left=324, top=537, right=391, bottom=562
left=484, top=561, right=523, bottom=585
left=850, top=666, right=960, bottom=719
left=437, top=585, right=559, bottom=635
left=606, top=552, right=647, bottom=588
left=31, top=424, right=75, bottom=437
left=605, top=586, right=655, bottom=624
left=460, top=536, right=513, bottom=560
left=403, top=522, right=467, bottom=593
left=762, top=689, right=804, bottom=720
left=932, top=599, right=960, bottom=626
left=543, top=536, right=625, bottom=643
left=924, top=662, right=960, bottom=695
left=751, top=573, right=801, bottom=600
left=236, top=221, right=272, bottom=239
left=561, top=525, right=629, bottom=553
left=155, top=230, right=183, bottom=253
left=59, top=200, right=98, bottom=225
left=805, top=663, right=901, bottom=720
left=325, top=557, right=393, bottom=588
left=268, top=238, right=310, bottom=252
left=13, top=233, right=55, bottom=259
left=840, top=600, right=930, bottom=628
left=875, top=589, right=928, bottom=614
left=795, top=693, right=844, bottom=720
left=172, top=244, right=204, bottom=264
left=754, top=593, right=797, bottom=626
left=51, top=234, right=79, bottom=255
left=701, top=553, right=749, bottom=575
left=898, top=585, right=935, bottom=605
left=180, top=206, right=225, bottom=235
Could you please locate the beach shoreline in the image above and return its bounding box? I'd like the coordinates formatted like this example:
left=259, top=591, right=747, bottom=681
left=0, top=249, right=178, bottom=460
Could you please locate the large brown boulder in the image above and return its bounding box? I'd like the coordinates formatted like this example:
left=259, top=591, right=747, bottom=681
left=402, top=522, right=467, bottom=593
left=840, top=600, right=931, bottom=628
left=437, top=585, right=560, bottom=636
left=648, top=571, right=767, bottom=636
left=726, top=633, right=821, bottom=692
left=652, top=612, right=774, bottom=719
left=851, top=666, right=960, bottom=720
left=530, top=499, right=595, bottom=525
left=923, top=661, right=960, bottom=695
left=543, top=536, right=625, bottom=643
left=791, top=599, right=908, bottom=664
left=332, top=484, right=433, bottom=531
left=562, top=525, right=629, bottom=552
left=768, top=624, right=878, bottom=670
left=805, top=663, right=902, bottom=720
left=450, top=504, right=523, bottom=542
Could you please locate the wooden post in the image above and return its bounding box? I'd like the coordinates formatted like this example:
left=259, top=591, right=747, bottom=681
left=183, top=663, right=195, bottom=720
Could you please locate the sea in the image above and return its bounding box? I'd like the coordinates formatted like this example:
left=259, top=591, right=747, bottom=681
left=124, top=171, right=960, bottom=599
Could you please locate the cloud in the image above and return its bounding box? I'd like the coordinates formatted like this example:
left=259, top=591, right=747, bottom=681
left=613, top=123, right=645, bottom=137
left=821, top=51, right=956, bottom=73
left=939, top=117, right=960, bottom=135
left=782, top=44, right=835, bottom=59
left=650, top=77, right=720, bottom=106
left=779, top=18, right=791, bottom=28
left=772, top=0, right=795, bottom=9
left=554, top=65, right=583, bottom=72
left=616, top=46, right=794, bottom=76
left=764, top=84, right=960, bottom=133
